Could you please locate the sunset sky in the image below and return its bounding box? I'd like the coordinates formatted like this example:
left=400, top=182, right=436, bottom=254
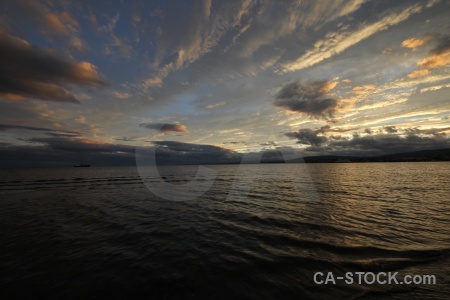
left=1, top=0, right=450, bottom=166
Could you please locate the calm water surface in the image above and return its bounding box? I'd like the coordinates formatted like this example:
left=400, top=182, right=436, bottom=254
left=0, top=163, right=449, bottom=299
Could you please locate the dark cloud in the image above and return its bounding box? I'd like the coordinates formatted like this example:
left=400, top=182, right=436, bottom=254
left=384, top=126, right=398, bottom=133
left=0, top=137, right=240, bottom=167
left=27, top=137, right=135, bottom=154
left=0, top=136, right=138, bottom=168
left=260, top=141, right=278, bottom=147
left=226, top=141, right=244, bottom=145
left=285, top=125, right=358, bottom=146
left=285, top=129, right=327, bottom=146
left=1, top=132, right=449, bottom=168
left=44, top=132, right=81, bottom=138
left=430, top=35, right=450, bottom=55
left=403, top=127, right=450, bottom=136
left=115, top=136, right=142, bottom=142
left=0, top=32, right=105, bottom=103
left=286, top=124, right=355, bottom=145
left=317, top=125, right=356, bottom=134
left=0, top=123, right=79, bottom=136
left=286, top=124, right=450, bottom=156
left=303, top=133, right=450, bottom=156
left=331, top=134, right=449, bottom=154
left=0, top=144, right=135, bottom=168
left=151, top=141, right=236, bottom=163
left=139, top=123, right=188, bottom=133
left=275, top=81, right=339, bottom=119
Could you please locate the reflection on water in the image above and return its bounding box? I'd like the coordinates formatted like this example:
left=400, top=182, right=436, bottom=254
left=0, top=162, right=449, bottom=299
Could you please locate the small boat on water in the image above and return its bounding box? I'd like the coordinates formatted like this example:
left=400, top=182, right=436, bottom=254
left=73, top=164, right=91, bottom=167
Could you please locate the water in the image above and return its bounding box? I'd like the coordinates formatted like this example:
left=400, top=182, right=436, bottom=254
left=0, top=163, right=449, bottom=299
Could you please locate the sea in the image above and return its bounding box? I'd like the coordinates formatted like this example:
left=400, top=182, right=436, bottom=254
left=0, top=162, right=449, bottom=299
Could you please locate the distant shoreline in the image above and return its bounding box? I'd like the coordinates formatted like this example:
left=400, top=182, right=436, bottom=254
left=0, top=148, right=448, bottom=169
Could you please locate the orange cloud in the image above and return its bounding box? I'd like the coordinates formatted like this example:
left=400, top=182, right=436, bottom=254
left=306, top=81, right=339, bottom=95
left=144, top=76, right=163, bottom=87
left=352, top=85, right=376, bottom=95
left=43, top=13, right=69, bottom=36
left=408, top=69, right=429, bottom=78
left=0, top=93, right=26, bottom=101
left=417, top=51, right=450, bottom=68
left=401, top=35, right=433, bottom=50
left=70, top=62, right=104, bottom=85
left=21, top=0, right=80, bottom=38
left=406, top=36, right=450, bottom=78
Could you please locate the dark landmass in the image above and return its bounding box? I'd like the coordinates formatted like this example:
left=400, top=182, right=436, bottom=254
left=2, top=148, right=449, bottom=169
left=166, top=148, right=450, bottom=165
left=297, top=148, right=450, bottom=163
left=193, top=148, right=450, bottom=165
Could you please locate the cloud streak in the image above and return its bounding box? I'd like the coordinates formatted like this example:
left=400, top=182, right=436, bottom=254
left=281, top=3, right=428, bottom=72
left=0, top=123, right=80, bottom=135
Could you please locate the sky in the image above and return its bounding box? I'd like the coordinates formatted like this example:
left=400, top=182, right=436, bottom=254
left=1, top=0, right=450, bottom=167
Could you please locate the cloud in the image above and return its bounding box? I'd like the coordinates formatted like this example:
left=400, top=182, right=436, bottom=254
left=15, top=0, right=88, bottom=52
left=98, top=12, right=121, bottom=34
left=281, top=3, right=427, bottom=72
left=299, top=131, right=450, bottom=156
left=407, top=34, right=450, bottom=77
left=138, top=0, right=364, bottom=89
left=139, top=123, right=188, bottom=133
left=0, top=137, right=137, bottom=168
left=401, top=34, right=434, bottom=50
left=153, top=141, right=229, bottom=153
left=275, top=81, right=339, bottom=119
left=2, top=130, right=449, bottom=168
left=0, top=123, right=79, bottom=135
left=109, top=91, right=131, bottom=99
left=285, top=123, right=450, bottom=156
left=352, top=85, right=376, bottom=95
left=317, top=125, right=356, bottom=134
left=285, top=125, right=355, bottom=146
left=260, top=141, right=278, bottom=147
left=145, top=1, right=257, bottom=88
left=0, top=32, right=105, bottom=103
left=403, top=126, right=450, bottom=136
left=149, top=140, right=242, bottom=164
left=19, top=0, right=80, bottom=38
left=320, top=133, right=450, bottom=156
left=97, top=12, right=133, bottom=59
left=285, top=129, right=327, bottom=146
left=28, top=136, right=136, bottom=154
left=0, top=136, right=242, bottom=167
left=115, top=136, right=145, bottom=142
left=205, top=101, right=226, bottom=109
left=384, top=126, right=398, bottom=133
left=233, top=0, right=366, bottom=58
left=418, top=51, right=450, bottom=68
left=430, top=35, right=450, bottom=55
left=408, top=69, right=430, bottom=78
